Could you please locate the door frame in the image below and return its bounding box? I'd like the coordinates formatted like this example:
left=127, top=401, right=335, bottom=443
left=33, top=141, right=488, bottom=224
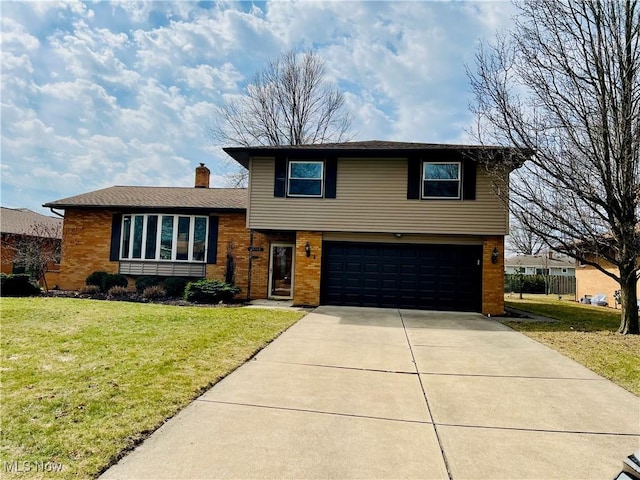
left=268, top=242, right=295, bottom=299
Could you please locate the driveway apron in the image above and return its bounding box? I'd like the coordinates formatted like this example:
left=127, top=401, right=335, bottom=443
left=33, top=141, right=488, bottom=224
left=101, top=306, right=639, bottom=480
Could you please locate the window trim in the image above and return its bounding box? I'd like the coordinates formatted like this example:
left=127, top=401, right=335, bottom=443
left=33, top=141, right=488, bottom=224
left=119, top=213, right=209, bottom=263
left=287, top=160, right=324, bottom=198
left=421, top=161, right=461, bottom=200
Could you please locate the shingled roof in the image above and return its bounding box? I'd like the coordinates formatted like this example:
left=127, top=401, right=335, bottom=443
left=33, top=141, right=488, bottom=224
left=43, top=186, right=247, bottom=211
left=505, top=255, right=575, bottom=268
left=224, top=140, right=530, bottom=168
left=1, top=207, right=62, bottom=238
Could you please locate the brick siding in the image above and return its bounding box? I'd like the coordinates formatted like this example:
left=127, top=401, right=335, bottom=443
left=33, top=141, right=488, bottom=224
left=576, top=256, right=639, bottom=307
left=57, top=209, right=119, bottom=290
left=293, top=231, right=323, bottom=306
left=482, top=236, right=505, bottom=315
left=55, top=207, right=507, bottom=313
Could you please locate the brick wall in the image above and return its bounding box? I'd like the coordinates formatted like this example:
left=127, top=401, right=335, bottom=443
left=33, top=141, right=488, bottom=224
left=203, top=215, right=296, bottom=300
left=1, top=234, right=62, bottom=288
left=58, top=209, right=118, bottom=290
left=1, top=234, right=16, bottom=275
left=293, top=231, right=323, bottom=306
left=576, top=256, right=640, bottom=307
left=482, top=236, right=505, bottom=315
left=206, top=212, right=251, bottom=296
left=57, top=208, right=302, bottom=300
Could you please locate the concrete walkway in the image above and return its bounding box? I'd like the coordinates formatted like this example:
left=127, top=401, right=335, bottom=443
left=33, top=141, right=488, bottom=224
left=101, top=306, right=639, bottom=479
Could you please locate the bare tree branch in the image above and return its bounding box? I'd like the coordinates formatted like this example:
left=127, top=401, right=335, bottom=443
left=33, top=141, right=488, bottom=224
left=469, top=0, right=640, bottom=334
left=2, top=222, right=62, bottom=292
left=211, top=50, right=353, bottom=186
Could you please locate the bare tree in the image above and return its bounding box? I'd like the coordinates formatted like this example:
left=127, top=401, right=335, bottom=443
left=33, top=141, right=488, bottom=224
left=3, top=222, right=62, bottom=292
left=211, top=50, right=353, bottom=186
left=469, top=0, right=640, bottom=334
left=507, top=214, right=547, bottom=255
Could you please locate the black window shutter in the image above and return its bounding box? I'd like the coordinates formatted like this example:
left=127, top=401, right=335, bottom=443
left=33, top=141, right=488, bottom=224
left=274, top=157, right=286, bottom=197
left=109, top=214, right=122, bottom=261
left=325, top=157, right=337, bottom=198
left=207, top=216, right=219, bottom=264
left=462, top=159, right=477, bottom=200
left=407, top=157, right=421, bottom=199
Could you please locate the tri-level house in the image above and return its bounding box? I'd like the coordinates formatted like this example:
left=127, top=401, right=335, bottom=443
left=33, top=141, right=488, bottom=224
left=44, top=141, right=523, bottom=315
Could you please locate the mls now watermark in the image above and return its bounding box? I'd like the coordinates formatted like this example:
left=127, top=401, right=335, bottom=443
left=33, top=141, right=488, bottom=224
left=4, top=460, right=63, bottom=473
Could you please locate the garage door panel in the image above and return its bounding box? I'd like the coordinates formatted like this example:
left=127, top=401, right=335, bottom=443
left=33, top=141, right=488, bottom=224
left=321, top=242, right=482, bottom=312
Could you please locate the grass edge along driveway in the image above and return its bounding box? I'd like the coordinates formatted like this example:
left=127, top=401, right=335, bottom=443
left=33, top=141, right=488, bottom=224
left=503, top=295, right=640, bottom=396
left=1, top=297, right=305, bottom=479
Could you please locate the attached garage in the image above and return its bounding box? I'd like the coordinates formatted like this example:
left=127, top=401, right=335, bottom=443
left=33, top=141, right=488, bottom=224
left=321, top=241, right=483, bottom=312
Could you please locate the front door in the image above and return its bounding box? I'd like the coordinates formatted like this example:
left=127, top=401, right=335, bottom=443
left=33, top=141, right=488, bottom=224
left=269, top=243, right=294, bottom=299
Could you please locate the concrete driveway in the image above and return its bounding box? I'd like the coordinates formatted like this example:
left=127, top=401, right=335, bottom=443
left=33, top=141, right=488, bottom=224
left=102, top=306, right=639, bottom=479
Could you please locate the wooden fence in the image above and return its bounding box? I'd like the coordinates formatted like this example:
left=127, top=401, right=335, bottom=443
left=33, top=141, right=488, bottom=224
left=504, top=274, right=576, bottom=295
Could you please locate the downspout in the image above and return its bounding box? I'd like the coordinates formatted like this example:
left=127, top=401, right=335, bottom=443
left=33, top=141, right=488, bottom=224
left=49, top=208, right=64, bottom=218
left=246, top=230, right=254, bottom=301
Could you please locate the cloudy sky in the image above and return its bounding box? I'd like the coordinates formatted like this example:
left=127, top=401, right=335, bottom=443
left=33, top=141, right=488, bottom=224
left=1, top=1, right=515, bottom=215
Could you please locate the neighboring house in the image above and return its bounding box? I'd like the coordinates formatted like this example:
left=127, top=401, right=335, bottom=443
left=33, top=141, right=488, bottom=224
left=0, top=207, right=63, bottom=286
left=576, top=253, right=640, bottom=306
left=44, top=141, right=525, bottom=315
left=505, top=253, right=576, bottom=276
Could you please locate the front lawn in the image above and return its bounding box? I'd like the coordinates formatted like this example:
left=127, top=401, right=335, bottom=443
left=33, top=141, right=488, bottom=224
left=0, top=297, right=305, bottom=479
left=504, top=294, right=640, bottom=396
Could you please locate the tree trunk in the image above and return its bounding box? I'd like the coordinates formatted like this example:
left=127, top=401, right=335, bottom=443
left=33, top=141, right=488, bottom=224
left=618, top=268, right=639, bottom=335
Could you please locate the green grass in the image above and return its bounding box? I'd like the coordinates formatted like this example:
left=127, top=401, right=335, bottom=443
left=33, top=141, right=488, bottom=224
left=504, top=294, right=640, bottom=396
left=0, top=297, right=305, bottom=479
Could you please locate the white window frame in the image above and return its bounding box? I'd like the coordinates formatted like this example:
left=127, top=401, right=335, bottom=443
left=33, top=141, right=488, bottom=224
left=287, top=160, right=324, bottom=198
left=422, top=161, right=461, bottom=199
left=120, top=214, right=208, bottom=263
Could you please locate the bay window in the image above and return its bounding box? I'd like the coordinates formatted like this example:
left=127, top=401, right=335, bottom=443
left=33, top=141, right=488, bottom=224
left=120, top=214, right=208, bottom=262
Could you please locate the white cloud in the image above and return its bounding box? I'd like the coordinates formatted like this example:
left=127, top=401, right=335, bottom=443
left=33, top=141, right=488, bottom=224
left=0, top=0, right=515, bottom=214
left=179, top=63, right=244, bottom=95
left=0, top=16, right=41, bottom=51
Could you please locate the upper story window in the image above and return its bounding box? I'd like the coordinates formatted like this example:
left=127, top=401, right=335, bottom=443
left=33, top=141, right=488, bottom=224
left=422, top=162, right=461, bottom=199
left=288, top=161, right=324, bottom=197
left=120, top=214, right=208, bottom=262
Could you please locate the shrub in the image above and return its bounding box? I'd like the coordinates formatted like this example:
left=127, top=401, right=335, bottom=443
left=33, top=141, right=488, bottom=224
left=86, top=271, right=128, bottom=293
left=143, top=285, right=166, bottom=300
left=163, top=277, right=188, bottom=297
left=135, top=276, right=159, bottom=293
left=0, top=273, right=41, bottom=297
left=102, top=274, right=128, bottom=292
left=184, top=279, right=240, bottom=304
left=504, top=274, right=549, bottom=294
left=79, top=285, right=101, bottom=295
left=86, top=271, right=109, bottom=289
left=107, top=286, right=129, bottom=298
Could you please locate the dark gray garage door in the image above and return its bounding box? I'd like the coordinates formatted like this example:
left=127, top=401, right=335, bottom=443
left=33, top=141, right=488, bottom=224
left=321, top=242, right=482, bottom=312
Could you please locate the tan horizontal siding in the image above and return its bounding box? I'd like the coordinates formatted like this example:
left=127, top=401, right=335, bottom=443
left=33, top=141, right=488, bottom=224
left=248, top=157, right=509, bottom=235
left=322, top=232, right=483, bottom=245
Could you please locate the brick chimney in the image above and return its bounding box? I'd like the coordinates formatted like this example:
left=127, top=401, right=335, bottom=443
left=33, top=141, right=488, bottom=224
left=195, top=163, right=210, bottom=188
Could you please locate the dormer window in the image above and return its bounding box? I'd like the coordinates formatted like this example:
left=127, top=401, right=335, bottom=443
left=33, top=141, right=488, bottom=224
left=287, top=161, right=324, bottom=197
left=422, top=162, right=461, bottom=199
